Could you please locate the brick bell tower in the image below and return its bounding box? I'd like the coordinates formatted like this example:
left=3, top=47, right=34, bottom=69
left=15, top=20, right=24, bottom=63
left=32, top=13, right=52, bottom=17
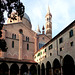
left=45, top=6, right=52, bottom=39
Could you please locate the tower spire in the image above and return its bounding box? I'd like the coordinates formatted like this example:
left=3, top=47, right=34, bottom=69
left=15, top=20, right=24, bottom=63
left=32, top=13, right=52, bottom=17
left=37, top=25, right=41, bottom=33
left=45, top=5, right=52, bottom=39
left=47, top=5, right=50, bottom=14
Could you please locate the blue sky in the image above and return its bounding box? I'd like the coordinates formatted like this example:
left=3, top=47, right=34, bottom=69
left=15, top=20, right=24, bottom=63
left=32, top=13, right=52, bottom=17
left=5, top=0, right=75, bottom=38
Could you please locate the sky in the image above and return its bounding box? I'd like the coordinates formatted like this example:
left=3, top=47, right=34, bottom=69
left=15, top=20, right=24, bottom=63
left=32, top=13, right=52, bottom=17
left=5, top=0, right=75, bottom=38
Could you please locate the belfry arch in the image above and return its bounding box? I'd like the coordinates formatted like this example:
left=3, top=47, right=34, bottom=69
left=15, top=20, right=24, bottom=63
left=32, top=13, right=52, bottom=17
left=63, top=55, right=75, bottom=75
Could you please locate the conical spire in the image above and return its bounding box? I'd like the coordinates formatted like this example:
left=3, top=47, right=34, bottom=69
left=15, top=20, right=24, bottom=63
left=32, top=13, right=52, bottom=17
left=47, top=5, right=50, bottom=14
left=37, top=25, right=41, bottom=33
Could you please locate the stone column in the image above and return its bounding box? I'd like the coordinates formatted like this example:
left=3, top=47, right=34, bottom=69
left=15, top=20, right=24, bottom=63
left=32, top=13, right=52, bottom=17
left=9, top=69, right=10, bottom=75
left=37, top=65, right=38, bottom=75
left=45, top=68, right=46, bottom=75
left=28, top=69, right=30, bottom=75
left=19, top=69, right=20, bottom=75
left=61, top=66, right=63, bottom=75
left=19, top=33, right=23, bottom=60
left=40, top=67, right=41, bottom=75
left=51, top=68, right=53, bottom=75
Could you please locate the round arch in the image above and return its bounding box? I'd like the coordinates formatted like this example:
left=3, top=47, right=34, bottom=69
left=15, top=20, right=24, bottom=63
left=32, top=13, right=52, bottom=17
left=0, top=63, right=9, bottom=75
left=41, top=63, right=45, bottom=75
left=53, top=58, right=61, bottom=75
left=20, top=64, right=28, bottom=75
left=63, top=55, right=75, bottom=75
left=46, top=61, right=51, bottom=75
left=30, top=65, right=37, bottom=75
left=10, top=63, right=19, bottom=75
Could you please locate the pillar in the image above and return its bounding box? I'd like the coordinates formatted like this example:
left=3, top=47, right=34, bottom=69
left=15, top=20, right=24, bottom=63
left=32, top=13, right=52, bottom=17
left=28, top=69, right=30, bottom=75
left=1, top=29, right=6, bottom=57
left=19, top=69, right=20, bottom=75
left=51, top=68, right=53, bottom=75
left=9, top=69, right=10, bottom=75
left=61, top=66, right=63, bottom=75
left=34, top=34, right=39, bottom=53
left=19, top=33, right=23, bottom=59
left=45, top=68, right=46, bottom=75
left=37, top=65, right=38, bottom=75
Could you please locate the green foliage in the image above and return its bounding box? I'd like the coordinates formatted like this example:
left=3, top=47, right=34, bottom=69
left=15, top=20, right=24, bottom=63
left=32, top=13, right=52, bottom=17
left=0, top=39, right=8, bottom=52
left=0, top=0, right=24, bottom=52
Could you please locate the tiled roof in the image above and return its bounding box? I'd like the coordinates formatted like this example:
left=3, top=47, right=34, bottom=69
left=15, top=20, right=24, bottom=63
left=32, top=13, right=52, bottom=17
left=0, top=58, right=37, bottom=64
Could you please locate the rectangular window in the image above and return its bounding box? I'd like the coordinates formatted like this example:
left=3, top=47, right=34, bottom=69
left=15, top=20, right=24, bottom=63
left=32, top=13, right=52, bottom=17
left=37, top=53, right=40, bottom=57
left=48, top=46, right=50, bottom=50
left=49, top=44, right=53, bottom=50
left=41, top=52, right=42, bottom=55
left=27, top=44, right=29, bottom=50
left=60, top=47, right=62, bottom=51
left=12, top=41, right=14, bottom=48
left=69, top=30, right=73, bottom=37
left=50, top=53, right=52, bottom=56
left=59, top=37, right=63, bottom=44
left=45, top=49, right=46, bottom=52
left=70, top=41, right=73, bottom=47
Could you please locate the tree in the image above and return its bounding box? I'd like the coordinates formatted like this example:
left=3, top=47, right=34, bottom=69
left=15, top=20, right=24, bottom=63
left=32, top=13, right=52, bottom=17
left=0, top=0, right=24, bottom=52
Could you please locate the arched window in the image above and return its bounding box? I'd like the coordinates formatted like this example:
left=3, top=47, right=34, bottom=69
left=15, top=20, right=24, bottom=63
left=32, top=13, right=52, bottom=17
left=28, top=37, right=29, bottom=41
left=19, top=29, right=23, bottom=34
left=12, top=34, right=14, bottom=38
left=26, top=37, right=27, bottom=41
left=26, top=37, right=29, bottom=42
left=12, top=34, right=16, bottom=39
left=69, top=30, right=73, bottom=37
left=15, top=34, right=16, bottom=39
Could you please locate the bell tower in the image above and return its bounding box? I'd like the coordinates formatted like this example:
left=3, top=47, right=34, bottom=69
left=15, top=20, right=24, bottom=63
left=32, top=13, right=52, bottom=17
left=45, top=6, right=52, bottom=39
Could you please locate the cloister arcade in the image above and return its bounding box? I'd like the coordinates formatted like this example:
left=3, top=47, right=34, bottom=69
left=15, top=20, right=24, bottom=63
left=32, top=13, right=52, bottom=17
left=0, top=55, right=75, bottom=75
left=38, top=54, right=75, bottom=75
left=0, top=62, right=37, bottom=75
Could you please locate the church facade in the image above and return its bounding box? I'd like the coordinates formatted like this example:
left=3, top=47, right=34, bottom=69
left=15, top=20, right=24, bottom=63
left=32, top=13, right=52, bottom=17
left=0, top=7, right=52, bottom=75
